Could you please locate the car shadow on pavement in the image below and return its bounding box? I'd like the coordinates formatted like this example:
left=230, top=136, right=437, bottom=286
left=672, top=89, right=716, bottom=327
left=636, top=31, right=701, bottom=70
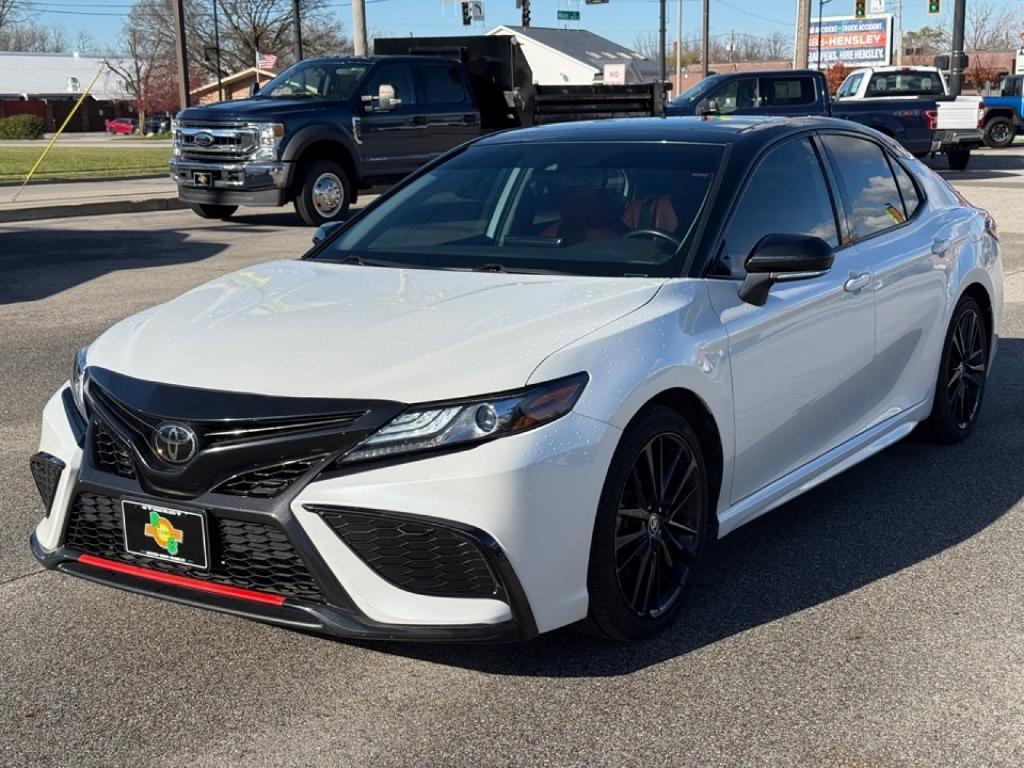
left=0, top=227, right=229, bottom=305
left=927, top=150, right=1024, bottom=182
left=371, top=337, right=1024, bottom=677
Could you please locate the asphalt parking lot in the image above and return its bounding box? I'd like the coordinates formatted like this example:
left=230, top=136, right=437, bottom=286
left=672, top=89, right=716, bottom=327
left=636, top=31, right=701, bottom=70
left=2, top=148, right=1023, bottom=767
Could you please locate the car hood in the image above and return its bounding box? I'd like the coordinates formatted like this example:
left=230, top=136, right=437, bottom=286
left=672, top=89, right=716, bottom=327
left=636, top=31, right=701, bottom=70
left=87, top=260, right=664, bottom=403
left=179, top=98, right=345, bottom=122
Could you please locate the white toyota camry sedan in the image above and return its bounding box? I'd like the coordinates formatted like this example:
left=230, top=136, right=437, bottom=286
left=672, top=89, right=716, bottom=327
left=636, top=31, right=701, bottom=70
left=30, top=117, right=1002, bottom=642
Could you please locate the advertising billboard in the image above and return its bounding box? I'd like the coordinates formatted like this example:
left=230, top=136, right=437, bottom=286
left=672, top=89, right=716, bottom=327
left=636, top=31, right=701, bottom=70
left=809, top=14, right=893, bottom=69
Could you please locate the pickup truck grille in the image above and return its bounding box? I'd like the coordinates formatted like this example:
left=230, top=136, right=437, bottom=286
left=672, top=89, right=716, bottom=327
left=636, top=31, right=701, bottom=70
left=175, top=121, right=257, bottom=161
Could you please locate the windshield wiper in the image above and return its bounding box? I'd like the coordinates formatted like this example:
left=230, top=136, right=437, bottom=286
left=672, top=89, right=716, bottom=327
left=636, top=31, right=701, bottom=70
left=473, top=263, right=507, bottom=272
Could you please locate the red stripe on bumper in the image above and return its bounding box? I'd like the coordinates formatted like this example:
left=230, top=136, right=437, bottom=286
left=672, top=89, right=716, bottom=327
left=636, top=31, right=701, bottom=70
left=77, top=554, right=286, bottom=606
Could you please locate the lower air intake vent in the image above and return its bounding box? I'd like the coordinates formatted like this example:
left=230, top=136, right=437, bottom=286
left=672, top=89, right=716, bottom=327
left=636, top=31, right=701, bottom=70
left=314, top=508, right=498, bottom=598
left=29, top=452, right=65, bottom=516
left=64, top=493, right=322, bottom=600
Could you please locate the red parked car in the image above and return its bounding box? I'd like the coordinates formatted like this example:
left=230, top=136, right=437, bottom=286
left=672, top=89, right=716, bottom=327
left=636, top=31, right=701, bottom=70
left=105, top=117, right=137, bottom=135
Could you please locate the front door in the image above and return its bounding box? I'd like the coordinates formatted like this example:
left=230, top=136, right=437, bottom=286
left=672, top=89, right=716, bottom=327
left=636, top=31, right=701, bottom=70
left=357, top=63, right=433, bottom=178
left=415, top=62, right=481, bottom=158
left=706, top=77, right=766, bottom=116
left=704, top=135, right=878, bottom=503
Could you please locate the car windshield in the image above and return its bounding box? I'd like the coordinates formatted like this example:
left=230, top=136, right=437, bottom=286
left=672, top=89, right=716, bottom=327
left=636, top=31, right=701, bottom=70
left=258, top=61, right=369, bottom=99
left=866, top=71, right=944, bottom=97
left=316, top=141, right=724, bottom=278
left=671, top=76, right=722, bottom=105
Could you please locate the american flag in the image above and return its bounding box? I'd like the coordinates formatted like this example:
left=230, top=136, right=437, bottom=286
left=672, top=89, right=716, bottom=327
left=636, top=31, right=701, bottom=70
left=256, top=51, right=278, bottom=69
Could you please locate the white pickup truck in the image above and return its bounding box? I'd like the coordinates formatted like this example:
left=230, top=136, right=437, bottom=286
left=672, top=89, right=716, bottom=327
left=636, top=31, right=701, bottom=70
left=835, top=65, right=985, bottom=170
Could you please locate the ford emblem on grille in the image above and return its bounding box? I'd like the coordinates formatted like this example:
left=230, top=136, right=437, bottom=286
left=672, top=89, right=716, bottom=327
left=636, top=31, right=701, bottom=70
left=192, top=131, right=215, bottom=148
left=152, top=423, right=198, bottom=464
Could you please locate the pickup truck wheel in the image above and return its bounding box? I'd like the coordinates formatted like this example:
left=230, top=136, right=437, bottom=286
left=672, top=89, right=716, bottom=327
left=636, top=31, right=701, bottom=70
left=294, top=161, right=351, bottom=226
left=190, top=203, right=238, bottom=220
left=983, top=117, right=1015, bottom=149
left=946, top=149, right=970, bottom=171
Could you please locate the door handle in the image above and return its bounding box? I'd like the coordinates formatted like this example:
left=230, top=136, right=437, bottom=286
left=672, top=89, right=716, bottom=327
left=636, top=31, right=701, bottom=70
left=931, top=237, right=952, bottom=256
left=844, top=271, right=873, bottom=293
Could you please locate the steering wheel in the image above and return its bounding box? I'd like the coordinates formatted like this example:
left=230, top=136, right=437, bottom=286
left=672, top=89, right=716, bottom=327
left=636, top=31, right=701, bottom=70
left=623, top=228, right=682, bottom=249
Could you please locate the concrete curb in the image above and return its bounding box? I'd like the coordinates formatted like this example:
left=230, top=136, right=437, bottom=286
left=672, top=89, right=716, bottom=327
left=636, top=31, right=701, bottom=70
left=0, top=196, right=187, bottom=223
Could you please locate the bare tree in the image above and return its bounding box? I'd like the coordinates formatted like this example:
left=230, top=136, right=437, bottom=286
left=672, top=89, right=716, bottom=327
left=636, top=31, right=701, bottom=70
left=0, top=0, right=23, bottom=33
left=0, top=21, right=67, bottom=51
left=106, top=0, right=177, bottom=129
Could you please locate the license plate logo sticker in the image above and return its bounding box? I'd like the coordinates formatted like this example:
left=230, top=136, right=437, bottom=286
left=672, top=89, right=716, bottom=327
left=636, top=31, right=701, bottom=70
left=122, top=500, right=209, bottom=569
left=144, top=511, right=183, bottom=555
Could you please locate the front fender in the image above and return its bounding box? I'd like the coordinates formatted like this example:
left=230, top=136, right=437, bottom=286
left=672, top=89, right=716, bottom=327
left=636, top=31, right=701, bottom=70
left=281, top=124, right=362, bottom=178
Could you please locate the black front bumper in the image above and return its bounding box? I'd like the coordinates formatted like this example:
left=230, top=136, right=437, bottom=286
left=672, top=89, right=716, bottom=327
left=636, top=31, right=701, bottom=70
left=170, top=157, right=293, bottom=208
left=31, top=532, right=530, bottom=643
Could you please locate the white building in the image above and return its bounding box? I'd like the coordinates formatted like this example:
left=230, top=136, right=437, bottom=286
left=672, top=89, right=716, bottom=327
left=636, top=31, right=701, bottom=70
left=486, top=26, right=654, bottom=85
left=0, top=52, right=126, bottom=100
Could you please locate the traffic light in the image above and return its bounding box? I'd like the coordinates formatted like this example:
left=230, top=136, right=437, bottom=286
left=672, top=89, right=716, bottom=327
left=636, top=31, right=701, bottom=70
left=855, top=0, right=865, bottom=18
left=522, top=0, right=531, bottom=27
left=928, top=0, right=941, bottom=14
left=461, top=0, right=471, bottom=25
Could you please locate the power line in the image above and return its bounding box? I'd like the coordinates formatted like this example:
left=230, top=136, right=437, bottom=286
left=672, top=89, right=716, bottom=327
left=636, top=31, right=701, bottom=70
left=715, top=0, right=791, bottom=28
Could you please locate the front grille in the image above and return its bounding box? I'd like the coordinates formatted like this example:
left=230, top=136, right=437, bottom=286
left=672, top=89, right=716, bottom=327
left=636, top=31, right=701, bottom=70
left=92, top=423, right=136, bottom=479
left=176, top=122, right=257, bottom=162
left=215, top=457, right=321, bottom=498
left=64, top=493, right=322, bottom=600
left=30, top=453, right=65, bottom=516
left=316, top=508, right=498, bottom=598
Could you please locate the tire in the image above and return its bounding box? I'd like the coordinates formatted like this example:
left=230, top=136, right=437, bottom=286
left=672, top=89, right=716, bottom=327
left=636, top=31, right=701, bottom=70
left=579, top=405, right=710, bottom=642
left=924, top=295, right=989, bottom=443
left=190, top=203, right=238, bottom=220
left=983, top=117, right=1015, bottom=149
left=293, top=160, right=352, bottom=227
left=947, top=149, right=970, bottom=171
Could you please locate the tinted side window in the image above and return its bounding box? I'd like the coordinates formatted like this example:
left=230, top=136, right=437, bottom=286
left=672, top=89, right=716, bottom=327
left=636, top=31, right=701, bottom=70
left=363, top=64, right=417, bottom=105
left=821, top=135, right=905, bottom=241
left=717, top=138, right=838, bottom=278
left=420, top=64, right=470, bottom=104
left=837, top=73, right=863, bottom=97
left=771, top=77, right=816, bottom=106
left=710, top=78, right=760, bottom=114
left=889, top=159, right=920, bottom=219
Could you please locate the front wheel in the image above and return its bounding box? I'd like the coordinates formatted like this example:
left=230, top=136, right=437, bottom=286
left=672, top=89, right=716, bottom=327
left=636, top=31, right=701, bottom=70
left=947, top=149, right=970, bottom=171
left=983, top=117, right=1015, bottom=149
left=293, top=160, right=352, bottom=226
left=924, top=296, right=989, bottom=443
left=190, top=203, right=237, bottom=220
left=579, top=405, right=710, bottom=642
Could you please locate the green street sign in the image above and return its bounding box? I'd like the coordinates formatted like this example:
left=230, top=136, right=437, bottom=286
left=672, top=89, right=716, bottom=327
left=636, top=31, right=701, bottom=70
left=557, top=10, right=581, bottom=20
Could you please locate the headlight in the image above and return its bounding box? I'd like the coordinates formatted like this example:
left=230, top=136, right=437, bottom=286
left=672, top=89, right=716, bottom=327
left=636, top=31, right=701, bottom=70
left=250, top=122, right=285, bottom=161
left=71, top=346, right=88, bottom=418
left=170, top=119, right=180, bottom=157
left=341, top=372, right=589, bottom=464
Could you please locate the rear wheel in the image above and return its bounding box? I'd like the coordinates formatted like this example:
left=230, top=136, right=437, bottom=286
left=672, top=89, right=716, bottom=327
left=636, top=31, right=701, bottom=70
left=293, top=160, right=352, bottom=226
left=947, top=149, right=971, bottom=171
left=190, top=203, right=237, bottom=220
left=924, top=295, right=989, bottom=443
left=983, top=117, right=1015, bottom=149
left=579, top=406, right=710, bottom=642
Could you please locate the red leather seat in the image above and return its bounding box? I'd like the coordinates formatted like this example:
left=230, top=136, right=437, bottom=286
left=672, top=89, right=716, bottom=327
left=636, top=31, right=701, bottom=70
left=622, top=194, right=679, bottom=232
left=541, top=189, right=627, bottom=243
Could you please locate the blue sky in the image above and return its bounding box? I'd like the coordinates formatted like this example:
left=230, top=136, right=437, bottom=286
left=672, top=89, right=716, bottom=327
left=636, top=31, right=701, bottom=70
left=27, top=0, right=984, bottom=53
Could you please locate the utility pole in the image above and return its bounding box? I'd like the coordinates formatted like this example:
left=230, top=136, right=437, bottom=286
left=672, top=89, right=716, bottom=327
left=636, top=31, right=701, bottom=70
left=675, top=0, right=683, bottom=89
left=212, top=0, right=224, bottom=101
left=173, top=0, right=191, bottom=109
left=659, top=0, right=667, bottom=85
left=352, top=0, right=368, bottom=56
left=948, top=0, right=966, bottom=96
left=701, top=0, right=709, bottom=77
left=292, top=0, right=303, bottom=62
left=794, top=0, right=811, bottom=69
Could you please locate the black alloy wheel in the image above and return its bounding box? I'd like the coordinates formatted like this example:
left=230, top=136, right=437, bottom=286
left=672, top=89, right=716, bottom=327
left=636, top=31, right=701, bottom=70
left=926, top=295, right=989, bottom=442
left=580, top=406, right=709, bottom=641
left=983, top=117, right=1015, bottom=149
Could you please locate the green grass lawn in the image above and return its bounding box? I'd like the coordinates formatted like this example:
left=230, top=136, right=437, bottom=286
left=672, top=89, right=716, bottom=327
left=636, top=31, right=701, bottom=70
left=0, top=146, right=171, bottom=182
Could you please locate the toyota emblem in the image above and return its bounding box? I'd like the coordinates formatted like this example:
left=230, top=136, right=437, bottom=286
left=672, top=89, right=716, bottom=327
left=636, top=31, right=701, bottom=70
left=152, top=422, right=198, bottom=464
left=192, top=131, right=214, bottom=148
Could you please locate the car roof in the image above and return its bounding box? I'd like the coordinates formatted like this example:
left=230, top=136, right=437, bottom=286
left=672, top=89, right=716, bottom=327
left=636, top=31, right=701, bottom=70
left=474, top=115, right=875, bottom=149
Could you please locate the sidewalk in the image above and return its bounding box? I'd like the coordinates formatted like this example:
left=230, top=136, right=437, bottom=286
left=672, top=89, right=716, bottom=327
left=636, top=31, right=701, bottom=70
left=0, top=176, right=183, bottom=223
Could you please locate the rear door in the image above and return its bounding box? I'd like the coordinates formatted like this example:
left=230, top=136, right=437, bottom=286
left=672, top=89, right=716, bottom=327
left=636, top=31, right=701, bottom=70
left=357, top=62, right=433, bottom=177
left=764, top=74, right=824, bottom=117
left=819, top=132, right=952, bottom=418
left=414, top=62, right=480, bottom=158
left=704, top=135, right=878, bottom=503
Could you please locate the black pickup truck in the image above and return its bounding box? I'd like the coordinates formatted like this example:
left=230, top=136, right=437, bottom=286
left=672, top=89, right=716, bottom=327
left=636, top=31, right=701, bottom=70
left=170, top=36, right=667, bottom=225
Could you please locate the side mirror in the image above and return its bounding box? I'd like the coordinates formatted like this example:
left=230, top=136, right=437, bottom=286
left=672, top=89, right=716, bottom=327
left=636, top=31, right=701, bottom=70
left=312, top=221, right=344, bottom=245
left=696, top=98, right=720, bottom=116
left=738, top=234, right=835, bottom=306
left=249, top=82, right=260, bottom=97
left=376, top=84, right=401, bottom=111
